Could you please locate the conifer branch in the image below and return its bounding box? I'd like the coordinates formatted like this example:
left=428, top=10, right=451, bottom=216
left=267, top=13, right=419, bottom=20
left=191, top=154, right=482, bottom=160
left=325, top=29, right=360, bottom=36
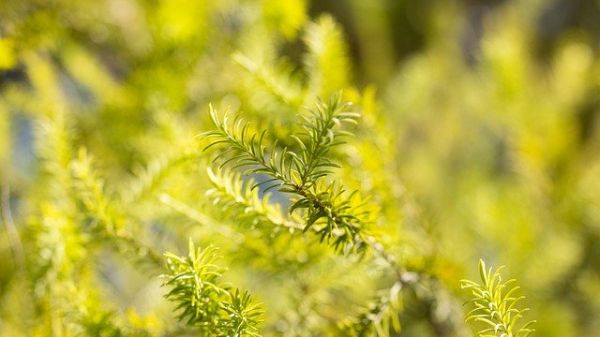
left=203, top=94, right=368, bottom=253
left=70, top=148, right=163, bottom=269
left=202, top=95, right=449, bottom=336
left=70, top=148, right=122, bottom=234
left=293, top=97, right=358, bottom=187
left=340, top=267, right=426, bottom=337
left=461, top=260, right=536, bottom=337
left=126, top=152, right=198, bottom=203
left=304, top=15, right=351, bottom=98
left=161, top=239, right=263, bottom=337
left=158, top=192, right=238, bottom=238
left=233, top=53, right=303, bottom=107
left=341, top=281, right=404, bottom=337
left=206, top=167, right=304, bottom=232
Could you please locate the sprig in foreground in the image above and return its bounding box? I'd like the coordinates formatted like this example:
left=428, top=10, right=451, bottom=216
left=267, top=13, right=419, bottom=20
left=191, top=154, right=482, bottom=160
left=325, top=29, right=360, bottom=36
left=161, top=239, right=263, bottom=337
left=461, top=260, right=536, bottom=337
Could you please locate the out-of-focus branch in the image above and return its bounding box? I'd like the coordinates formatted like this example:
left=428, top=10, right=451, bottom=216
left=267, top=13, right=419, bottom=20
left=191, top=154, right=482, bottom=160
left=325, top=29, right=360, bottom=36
left=1, top=182, right=24, bottom=267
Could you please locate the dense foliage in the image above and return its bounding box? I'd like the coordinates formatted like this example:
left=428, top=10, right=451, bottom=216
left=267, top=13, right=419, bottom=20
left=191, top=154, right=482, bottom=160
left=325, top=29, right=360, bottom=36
left=0, top=0, right=598, bottom=337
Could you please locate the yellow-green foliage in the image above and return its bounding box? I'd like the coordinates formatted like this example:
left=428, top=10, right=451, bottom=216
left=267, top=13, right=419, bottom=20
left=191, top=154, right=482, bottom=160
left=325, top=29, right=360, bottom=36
left=0, top=0, right=598, bottom=337
left=461, top=260, right=535, bottom=337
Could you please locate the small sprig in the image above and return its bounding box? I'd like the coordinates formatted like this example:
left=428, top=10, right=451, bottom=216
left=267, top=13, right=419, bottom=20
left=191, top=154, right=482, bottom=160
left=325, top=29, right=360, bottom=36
left=161, top=239, right=263, bottom=337
left=460, top=260, right=536, bottom=337
left=292, top=95, right=359, bottom=188
left=203, top=105, right=292, bottom=192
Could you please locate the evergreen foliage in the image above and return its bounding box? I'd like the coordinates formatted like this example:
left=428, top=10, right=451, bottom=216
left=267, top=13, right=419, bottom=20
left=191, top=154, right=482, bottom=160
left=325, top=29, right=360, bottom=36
left=162, top=240, right=263, bottom=336
left=461, top=260, right=536, bottom=337
left=203, top=94, right=368, bottom=253
left=1, top=1, right=598, bottom=337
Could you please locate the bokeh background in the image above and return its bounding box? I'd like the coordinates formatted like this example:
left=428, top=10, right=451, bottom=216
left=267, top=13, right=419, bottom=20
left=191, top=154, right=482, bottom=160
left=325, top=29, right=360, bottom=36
left=0, top=0, right=599, bottom=336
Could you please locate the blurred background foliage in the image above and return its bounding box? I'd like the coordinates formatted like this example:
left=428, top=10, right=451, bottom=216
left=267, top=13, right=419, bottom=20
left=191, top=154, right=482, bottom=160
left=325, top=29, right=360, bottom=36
left=0, top=0, right=599, bottom=336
